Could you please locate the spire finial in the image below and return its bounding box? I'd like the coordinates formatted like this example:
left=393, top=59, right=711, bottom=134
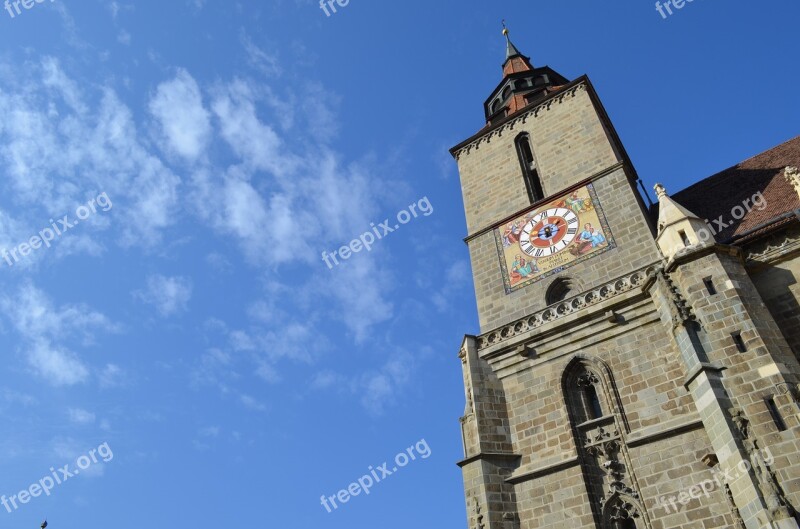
left=654, top=183, right=668, bottom=199
left=501, top=20, right=523, bottom=60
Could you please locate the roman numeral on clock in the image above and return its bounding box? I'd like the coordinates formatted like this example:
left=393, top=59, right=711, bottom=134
left=522, top=243, right=533, bottom=254
left=567, top=217, right=578, bottom=225
left=567, top=227, right=577, bottom=234
left=534, top=249, right=544, bottom=257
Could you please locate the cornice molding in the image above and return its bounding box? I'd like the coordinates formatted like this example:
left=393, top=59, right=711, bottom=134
left=452, top=80, right=588, bottom=161
left=744, top=223, right=800, bottom=264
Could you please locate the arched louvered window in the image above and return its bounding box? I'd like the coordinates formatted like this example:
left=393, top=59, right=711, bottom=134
left=546, top=277, right=574, bottom=305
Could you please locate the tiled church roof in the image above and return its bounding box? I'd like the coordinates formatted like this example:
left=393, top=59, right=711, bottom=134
left=652, top=135, right=800, bottom=243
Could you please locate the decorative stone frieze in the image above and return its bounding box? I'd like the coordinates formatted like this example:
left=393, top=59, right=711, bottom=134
left=477, top=266, right=654, bottom=351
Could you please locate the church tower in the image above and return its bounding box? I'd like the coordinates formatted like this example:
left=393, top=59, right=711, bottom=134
left=451, top=27, right=800, bottom=529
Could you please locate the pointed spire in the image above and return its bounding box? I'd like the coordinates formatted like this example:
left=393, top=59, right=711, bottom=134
left=500, top=21, right=534, bottom=75
left=502, top=21, right=522, bottom=60
left=480, top=23, right=569, bottom=125
left=654, top=183, right=715, bottom=259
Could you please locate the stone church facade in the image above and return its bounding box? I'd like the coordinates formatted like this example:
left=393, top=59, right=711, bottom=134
left=450, top=30, right=800, bottom=529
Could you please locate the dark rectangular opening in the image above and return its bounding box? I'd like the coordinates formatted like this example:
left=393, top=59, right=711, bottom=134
left=583, top=385, right=603, bottom=420
left=703, top=277, right=717, bottom=295
left=732, top=332, right=747, bottom=353
left=765, top=397, right=787, bottom=432
left=679, top=230, right=690, bottom=247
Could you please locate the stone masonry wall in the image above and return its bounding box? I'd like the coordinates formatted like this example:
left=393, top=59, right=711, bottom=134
left=467, top=167, right=661, bottom=333
left=487, top=295, right=736, bottom=529
left=455, top=82, right=619, bottom=235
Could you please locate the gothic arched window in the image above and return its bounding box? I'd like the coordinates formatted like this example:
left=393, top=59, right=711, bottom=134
left=562, top=357, right=648, bottom=528
left=515, top=133, right=544, bottom=203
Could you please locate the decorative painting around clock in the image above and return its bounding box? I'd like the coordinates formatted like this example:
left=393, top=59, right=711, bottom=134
left=494, top=183, right=616, bottom=294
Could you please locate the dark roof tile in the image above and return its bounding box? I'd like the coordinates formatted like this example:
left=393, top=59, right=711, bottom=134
left=652, top=135, right=800, bottom=242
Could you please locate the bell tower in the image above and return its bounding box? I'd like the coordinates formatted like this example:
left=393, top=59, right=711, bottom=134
left=450, top=26, right=659, bottom=334
left=452, top=26, right=800, bottom=529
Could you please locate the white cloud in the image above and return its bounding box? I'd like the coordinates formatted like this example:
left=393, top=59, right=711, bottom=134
left=0, top=58, right=181, bottom=249
left=211, top=79, right=299, bottom=176
left=117, top=30, right=131, bottom=45
left=240, top=394, right=267, bottom=412
left=198, top=426, right=220, bottom=437
left=68, top=408, right=96, bottom=424
left=134, top=274, right=193, bottom=317
left=27, top=340, right=90, bottom=386
left=240, top=31, right=281, bottom=78
left=311, top=352, right=414, bottom=415
left=98, top=363, right=125, bottom=388
left=0, top=52, right=423, bottom=411
left=0, top=389, right=36, bottom=408
left=149, top=69, right=211, bottom=162
left=1, top=282, right=115, bottom=386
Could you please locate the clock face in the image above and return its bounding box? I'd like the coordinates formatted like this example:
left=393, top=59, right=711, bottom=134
left=519, top=208, right=579, bottom=257
left=494, top=184, right=616, bottom=294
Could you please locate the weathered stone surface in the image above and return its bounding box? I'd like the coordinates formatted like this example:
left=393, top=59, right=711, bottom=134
left=453, top=75, right=800, bottom=529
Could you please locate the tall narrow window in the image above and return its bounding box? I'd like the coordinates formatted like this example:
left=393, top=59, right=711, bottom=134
left=703, top=277, right=717, bottom=295
left=515, top=133, right=544, bottom=203
left=575, top=370, right=604, bottom=422
left=585, top=384, right=603, bottom=420
left=679, top=230, right=690, bottom=247
left=765, top=397, right=787, bottom=432
left=732, top=332, right=747, bottom=353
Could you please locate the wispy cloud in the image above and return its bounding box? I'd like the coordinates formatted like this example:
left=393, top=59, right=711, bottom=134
left=1, top=282, right=116, bottom=386
left=68, top=408, right=96, bottom=425
left=312, top=351, right=415, bottom=415
left=133, top=274, right=193, bottom=317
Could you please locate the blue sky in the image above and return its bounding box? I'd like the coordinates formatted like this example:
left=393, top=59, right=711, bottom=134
left=0, top=1, right=797, bottom=528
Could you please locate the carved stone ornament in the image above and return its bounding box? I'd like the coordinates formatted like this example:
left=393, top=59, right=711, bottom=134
left=729, top=408, right=796, bottom=521
left=724, top=483, right=747, bottom=529
left=577, top=371, right=600, bottom=388
left=785, top=166, right=800, bottom=198
left=459, top=346, right=467, bottom=364
left=471, top=498, right=486, bottom=529
left=605, top=495, right=642, bottom=523
left=649, top=268, right=695, bottom=331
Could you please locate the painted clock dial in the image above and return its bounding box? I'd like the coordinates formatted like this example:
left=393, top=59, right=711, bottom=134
left=519, top=208, right=579, bottom=257
left=493, top=183, right=616, bottom=294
